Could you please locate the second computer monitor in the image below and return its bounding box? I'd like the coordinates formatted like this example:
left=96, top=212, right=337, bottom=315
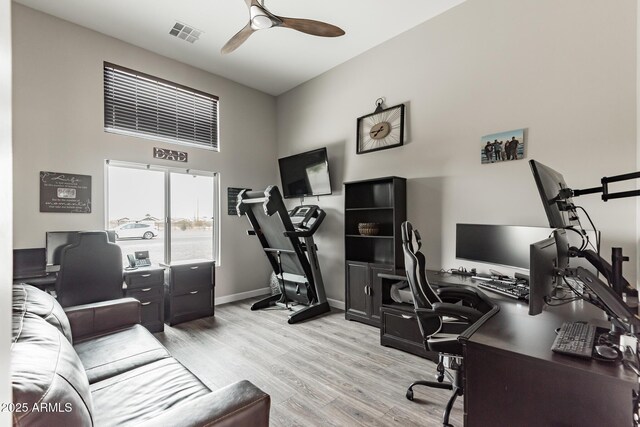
left=554, top=229, right=570, bottom=272
left=456, top=224, right=557, bottom=270
left=46, top=230, right=117, bottom=266
left=529, top=232, right=569, bottom=316
left=46, top=231, right=80, bottom=266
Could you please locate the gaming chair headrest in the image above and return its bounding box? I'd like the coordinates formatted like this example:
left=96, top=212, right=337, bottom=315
left=401, top=221, right=422, bottom=254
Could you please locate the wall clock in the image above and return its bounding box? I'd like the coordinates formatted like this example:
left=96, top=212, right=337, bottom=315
left=356, top=101, right=405, bottom=154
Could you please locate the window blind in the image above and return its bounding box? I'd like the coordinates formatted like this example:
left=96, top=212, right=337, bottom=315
left=104, top=62, right=219, bottom=150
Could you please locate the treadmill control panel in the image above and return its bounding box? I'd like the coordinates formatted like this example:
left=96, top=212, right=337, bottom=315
left=290, top=205, right=319, bottom=229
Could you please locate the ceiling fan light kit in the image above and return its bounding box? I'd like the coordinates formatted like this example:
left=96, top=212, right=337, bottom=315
left=250, top=6, right=278, bottom=30
left=221, top=0, right=345, bottom=54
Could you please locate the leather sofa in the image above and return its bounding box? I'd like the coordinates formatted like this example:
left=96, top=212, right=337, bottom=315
left=11, top=283, right=270, bottom=426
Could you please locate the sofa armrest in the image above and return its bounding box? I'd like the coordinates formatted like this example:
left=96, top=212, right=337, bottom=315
left=138, top=380, right=270, bottom=427
left=65, top=298, right=141, bottom=342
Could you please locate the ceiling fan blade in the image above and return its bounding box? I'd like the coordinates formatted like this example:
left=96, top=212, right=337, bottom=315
left=279, top=17, right=345, bottom=37
left=221, top=23, right=255, bottom=54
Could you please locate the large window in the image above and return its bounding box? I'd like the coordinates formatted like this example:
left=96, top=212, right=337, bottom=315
left=106, top=161, right=219, bottom=266
left=103, top=62, right=219, bottom=150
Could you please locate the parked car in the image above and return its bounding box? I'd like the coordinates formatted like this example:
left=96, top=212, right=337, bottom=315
left=115, top=223, right=159, bottom=240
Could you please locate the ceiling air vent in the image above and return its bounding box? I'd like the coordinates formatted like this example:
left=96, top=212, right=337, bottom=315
left=169, top=22, right=202, bottom=43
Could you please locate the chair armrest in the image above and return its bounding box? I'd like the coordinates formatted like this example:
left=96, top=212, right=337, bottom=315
left=137, top=380, right=270, bottom=427
left=65, top=298, right=141, bottom=342
left=436, top=286, right=481, bottom=305
left=420, top=302, right=484, bottom=323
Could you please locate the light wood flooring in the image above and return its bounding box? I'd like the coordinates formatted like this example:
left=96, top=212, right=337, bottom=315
left=156, top=299, right=463, bottom=427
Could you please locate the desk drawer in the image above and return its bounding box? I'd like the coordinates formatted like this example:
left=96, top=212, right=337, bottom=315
left=125, top=269, right=164, bottom=289
left=170, top=263, right=213, bottom=295
left=139, top=297, right=164, bottom=333
left=165, top=286, right=213, bottom=326
left=380, top=307, right=431, bottom=359
left=126, top=286, right=163, bottom=302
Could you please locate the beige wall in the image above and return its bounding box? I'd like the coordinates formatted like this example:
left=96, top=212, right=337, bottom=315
left=1, top=0, right=12, bottom=424
left=12, top=4, right=278, bottom=299
left=277, top=0, right=638, bottom=303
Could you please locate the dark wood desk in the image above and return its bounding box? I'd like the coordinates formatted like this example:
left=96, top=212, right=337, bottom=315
left=462, top=296, right=637, bottom=427
left=377, top=270, right=638, bottom=426
left=15, top=265, right=168, bottom=333
left=13, top=273, right=57, bottom=289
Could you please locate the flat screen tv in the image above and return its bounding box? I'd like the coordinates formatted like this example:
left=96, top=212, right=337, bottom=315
left=278, top=147, right=332, bottom=199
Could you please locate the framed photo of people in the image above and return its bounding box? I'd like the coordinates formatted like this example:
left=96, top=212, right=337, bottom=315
left=481, top=128, right=525, bottom=164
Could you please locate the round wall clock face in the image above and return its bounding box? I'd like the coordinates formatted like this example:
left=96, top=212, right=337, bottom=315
left=357, top=104, right=405, bottom=154
left=369, top=122, right=391, bottom=140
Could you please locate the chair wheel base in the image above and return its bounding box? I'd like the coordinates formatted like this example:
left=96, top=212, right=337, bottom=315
left=406, top=389, right=414, bottom=401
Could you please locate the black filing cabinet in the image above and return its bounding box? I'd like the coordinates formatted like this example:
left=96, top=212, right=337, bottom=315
left=123, top=266, right=165, bottom=333
left=163, top=260, right=215, bottom=326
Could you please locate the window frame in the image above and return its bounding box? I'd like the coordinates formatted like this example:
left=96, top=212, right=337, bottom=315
left=104, top=160, right=220, bottom=266
left=103, top=62, right=220, bottom=152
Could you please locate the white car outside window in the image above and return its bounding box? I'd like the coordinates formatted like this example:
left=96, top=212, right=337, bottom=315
left=115, top=223, right=158, bottom=240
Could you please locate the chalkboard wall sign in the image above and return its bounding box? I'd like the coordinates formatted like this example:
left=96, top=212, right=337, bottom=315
left=227, top=187, right=251, bottom=215
left=40, top=171, right=92, bottom=213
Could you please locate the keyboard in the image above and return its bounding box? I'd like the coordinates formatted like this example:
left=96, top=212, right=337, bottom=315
left=475, top=278, right=529, bottom=300
left=551, top=322, right=596, bottom=358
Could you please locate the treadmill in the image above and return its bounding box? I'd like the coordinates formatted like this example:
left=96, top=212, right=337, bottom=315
left=237, top=186, right=330, bottom=324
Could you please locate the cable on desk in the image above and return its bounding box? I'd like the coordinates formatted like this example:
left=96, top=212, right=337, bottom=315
left=544, top=295, right=582, bottom=307
left=440, top=267, right=474, bottom=275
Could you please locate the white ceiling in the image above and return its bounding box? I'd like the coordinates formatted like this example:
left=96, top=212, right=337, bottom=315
left=14, top=0, right=466, bottom=96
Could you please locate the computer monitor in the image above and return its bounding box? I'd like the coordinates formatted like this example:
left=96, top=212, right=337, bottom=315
left=46, top=231, right=80, bottom=266
left=529, top=160, right=579, bottom=228
left=456, top=224, right=561, bottom=270
left=528, top=236, right=559, bottom=315
left=13, top=248, right=47, bottom=279
left=456, top=223, right=598, bottom=273
left=554, top=229, right=569, bottom=272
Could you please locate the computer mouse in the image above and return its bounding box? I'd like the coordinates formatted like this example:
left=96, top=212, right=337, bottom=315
left=594, top=345, right=618, bottom=360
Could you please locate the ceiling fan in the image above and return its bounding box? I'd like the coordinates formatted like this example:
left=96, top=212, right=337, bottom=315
left=221, top=0, right=345, bottom=54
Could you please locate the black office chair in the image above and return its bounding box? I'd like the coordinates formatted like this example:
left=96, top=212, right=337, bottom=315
left=55, top=231, right=124, bottom=307
left=401, top=221, right=495, bottom=427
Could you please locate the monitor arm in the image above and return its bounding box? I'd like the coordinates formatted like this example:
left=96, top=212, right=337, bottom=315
left=569, top=247, right=630, bottom=297
left=559, top=170, right=640, bottom=202
left=564, top=267, right=640, bottom=335
left=555, top=170, right=639, bottom=298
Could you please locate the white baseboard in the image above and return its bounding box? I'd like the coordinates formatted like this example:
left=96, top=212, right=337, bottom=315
left=215, top=287, right=270, bottom=305
left=215, top=288, right=345, bottom=311
left=327, top=298, right=345, bottom=311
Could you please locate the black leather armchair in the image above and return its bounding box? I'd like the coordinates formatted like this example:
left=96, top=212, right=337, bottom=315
left=56, top=231, right=124, bottom=307
left=401, top=221, right=496, bottom=427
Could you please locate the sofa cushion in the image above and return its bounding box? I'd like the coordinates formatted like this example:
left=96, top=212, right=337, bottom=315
left=13, top=283, right=73, bottom=343
left=12, top=311, right=94, bottom=426
left=74, top=324, right=170, bottom=384
left=90, top=357, right=210, bottom=426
